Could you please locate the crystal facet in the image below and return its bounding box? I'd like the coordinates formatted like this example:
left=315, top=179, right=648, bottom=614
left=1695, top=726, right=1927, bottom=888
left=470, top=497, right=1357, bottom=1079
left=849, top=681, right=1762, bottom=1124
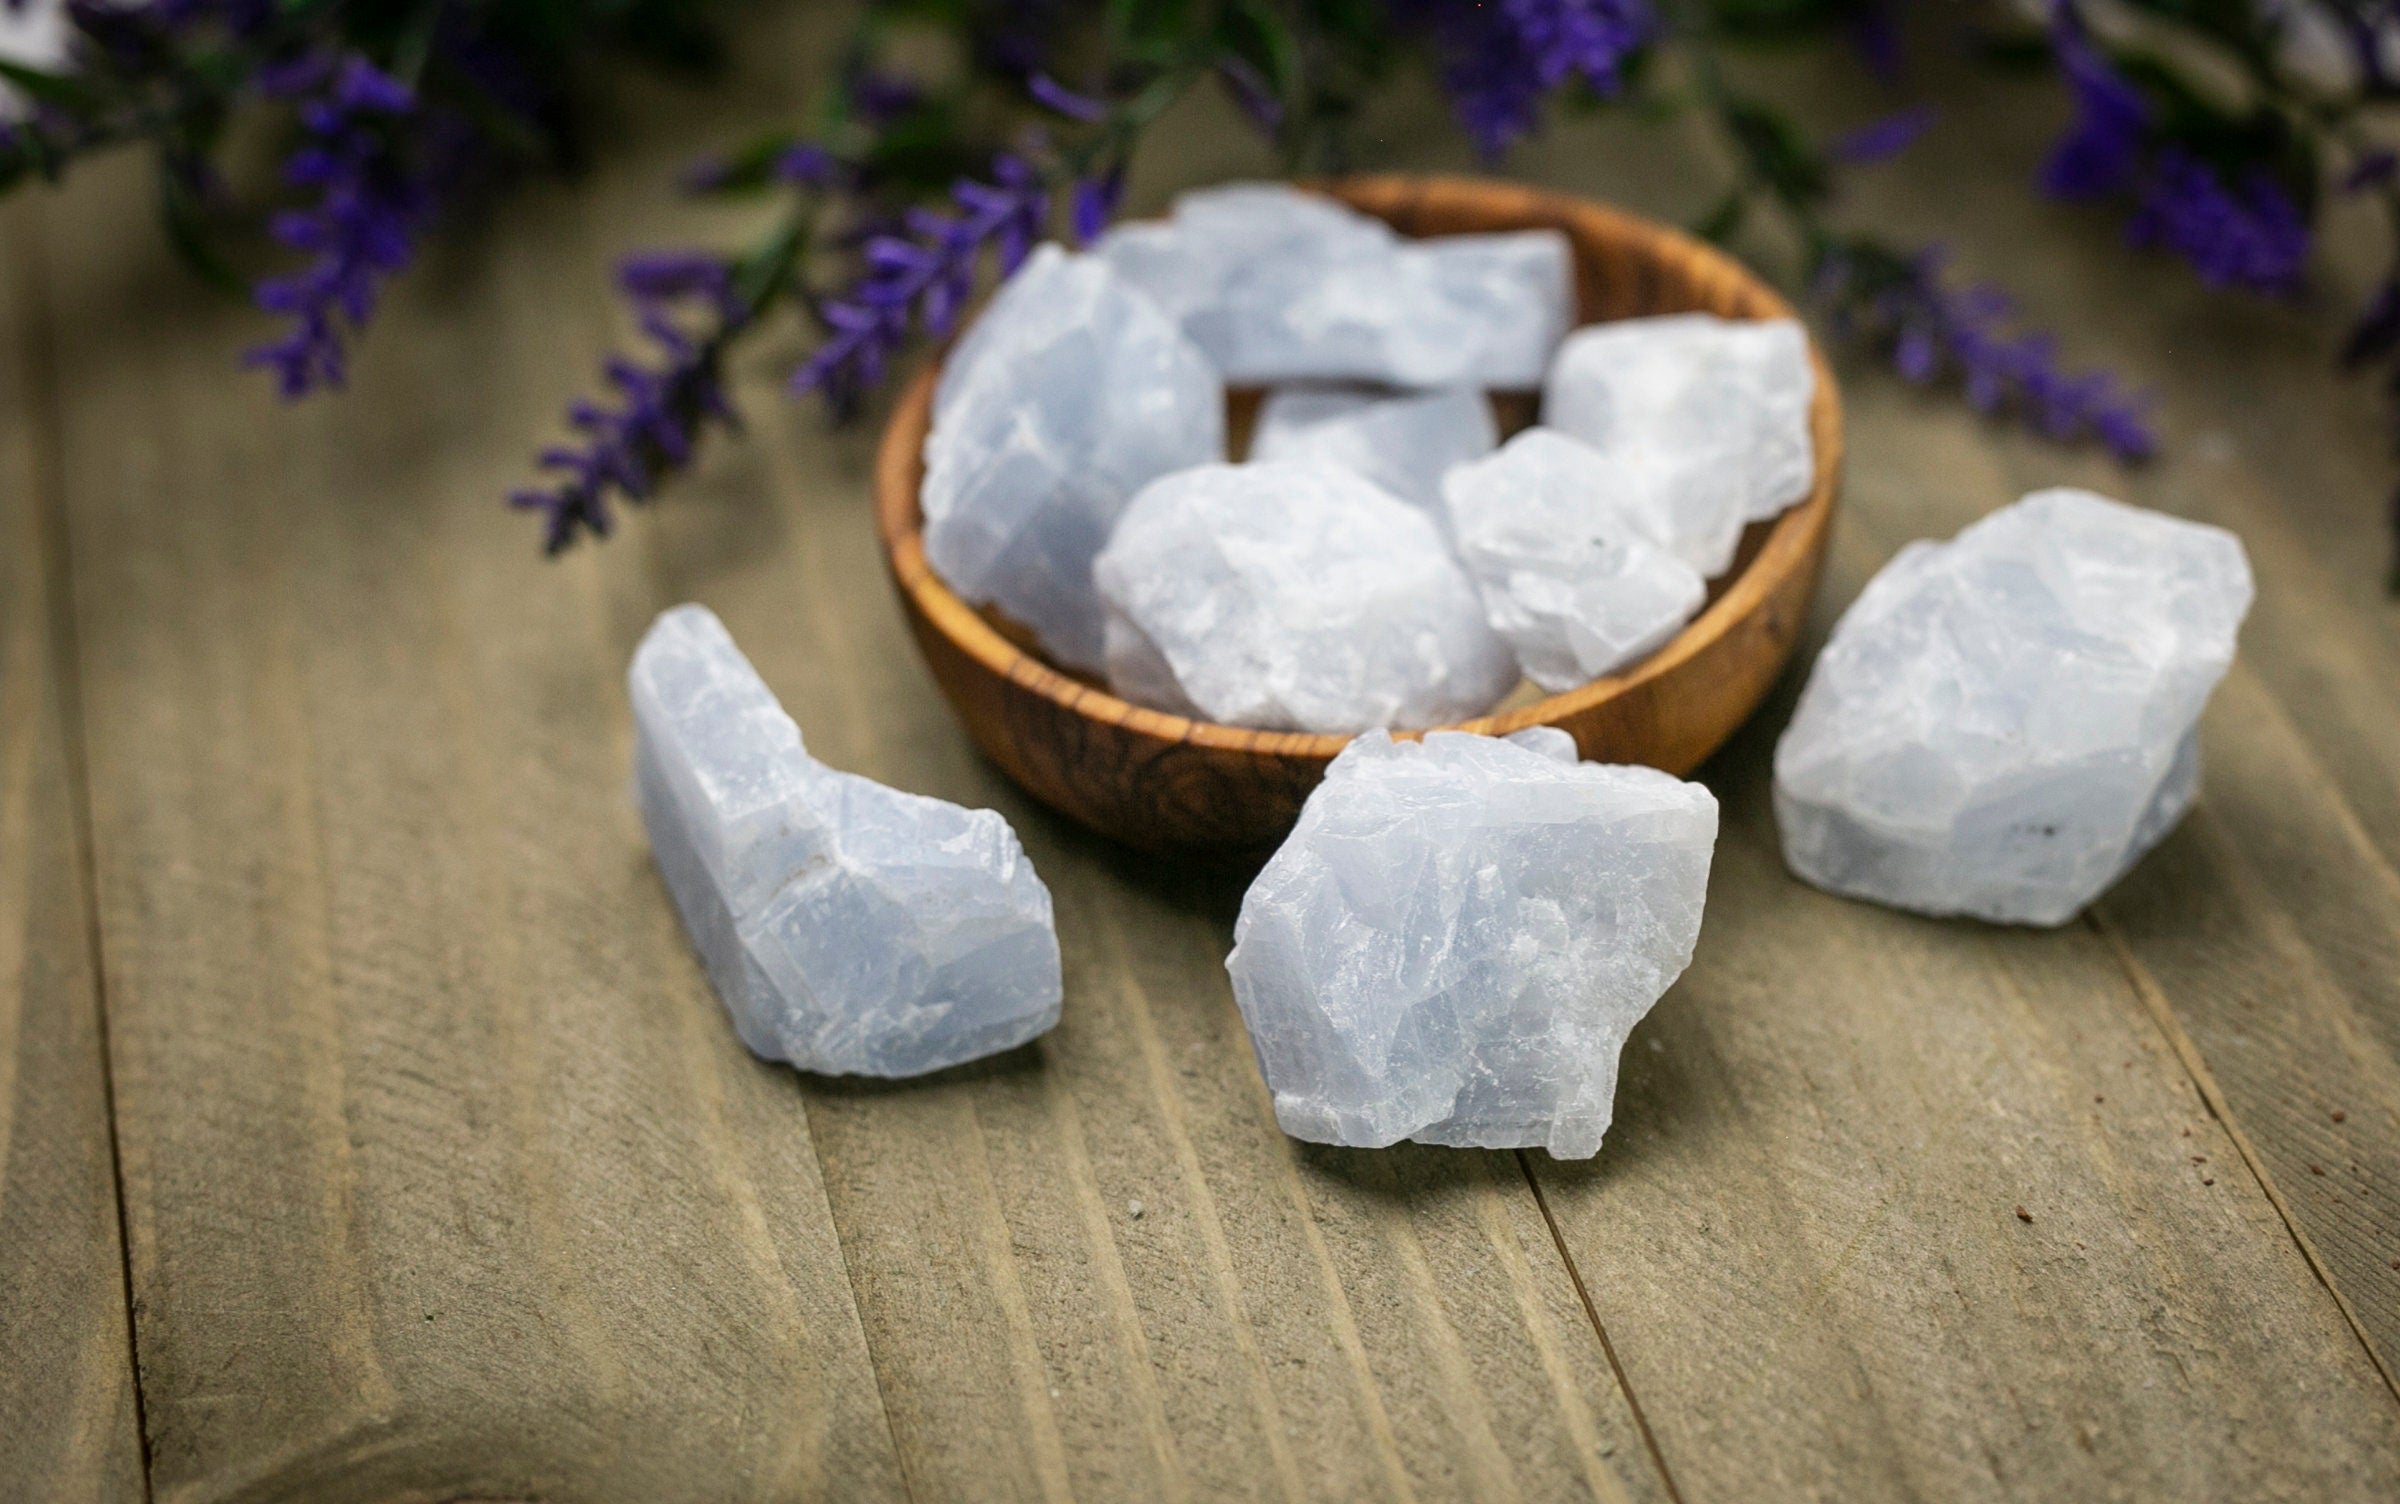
left=1442, top=429, right=1708, bottom=689
left=1093, top=461, right=1519, bottom=733
left=923, top=244, right=1225, bottom=674
left=1248, top=384, right=1499, bottom=516
left=1773, top=488, right=2254, bottom=925
left=1227, top=731, right=1719, bottom=1158
left=1095, top=183, right=1574, bottom=387
left=631, top=606, right=1063, bottom=1075
left=1544, top=313, right=1815, bottom=529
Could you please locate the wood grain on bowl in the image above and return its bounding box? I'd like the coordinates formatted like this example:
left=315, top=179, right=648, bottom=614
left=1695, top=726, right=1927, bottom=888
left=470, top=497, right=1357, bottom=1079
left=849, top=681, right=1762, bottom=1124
left=874, top=173, right=1841, bottom=849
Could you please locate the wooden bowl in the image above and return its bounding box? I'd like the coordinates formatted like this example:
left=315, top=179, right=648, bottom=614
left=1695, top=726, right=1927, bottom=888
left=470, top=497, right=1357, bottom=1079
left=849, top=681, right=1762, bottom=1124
left=874, top=174, right=1841, bottom=850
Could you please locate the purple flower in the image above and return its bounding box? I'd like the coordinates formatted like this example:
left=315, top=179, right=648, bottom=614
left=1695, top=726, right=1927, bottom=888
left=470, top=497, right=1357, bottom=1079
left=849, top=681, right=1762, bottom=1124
left=2041, top=5, right=2150, bottom=200
left=2344, top=150, right=2397, bottom=195
left=791, top=153, right=1049, bottom=414
left=846, top=69, right=923, bottom=128
left=1829, top=105, right=1934, bottom=165
left=1216, top=56, right=1284, bottom=134
left=1848, top=1, right=1903, bottom=85
left=2041, top=5, right=2312, bottom=295
left=1071, top=163, right=1124, bottom=245
left=1819, top=242, right=2156, bottom=462
left=1395, top=0, right=1654, bottom=157
left=2125, top=150, right=2310, bottom=293
left=241, top=55, right=460, bottom=397
left=511, top=251, right=741, bottom=553
left=1027, top=72, right=1106, bottom=123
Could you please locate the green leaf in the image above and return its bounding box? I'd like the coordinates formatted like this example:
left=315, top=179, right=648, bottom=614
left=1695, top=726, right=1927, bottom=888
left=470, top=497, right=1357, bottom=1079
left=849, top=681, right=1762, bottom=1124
left=1694, top=190, right=1749, bottom=246
left=684, top=129, right=806, bottom=197
left=1721, top=97, right=1829, bottom=210
left=0, top=58, right=104, bottom=112
left=155, top=159, right=247, bottom=296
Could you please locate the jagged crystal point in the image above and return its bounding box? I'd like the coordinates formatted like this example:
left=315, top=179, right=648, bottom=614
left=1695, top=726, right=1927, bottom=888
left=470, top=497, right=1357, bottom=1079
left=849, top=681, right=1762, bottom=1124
left=1773, top=488, right=2254, bottom=925
left=1248, top=384, right=1498, bottom=516
left=1227, top=731, right=1719, bottom=1159
left=1442, top=428, right=1708, bottom=690
left=923, top=244, right=1225, bottom=674
left=1544, top=313, right=1815, bottom=534
left=1093, top=462, right=1519, bottom=733
left=631, top=606, right=1062, bottom=1076
left=1095, top=183, right=1574, bottom=387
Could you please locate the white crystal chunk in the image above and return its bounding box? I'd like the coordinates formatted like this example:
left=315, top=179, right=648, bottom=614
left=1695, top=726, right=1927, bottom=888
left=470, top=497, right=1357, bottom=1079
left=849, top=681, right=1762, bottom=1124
left=1248, top=385, right=1498, bottom=515
left=1773, top=489, right=2254, bottom=926
left=1093, top=462, right=1518, bottom=733
left=1544, top=313, right=1815, bottom=528
left=0, top=0, right=70, bottom=120
left=1096, top=183, right=1574, bottom=387
left=923, top=244, right=1225, bottom=674
left=1443, top=429, right=1708, bottom=690
left=631, top=606, right=1063, bottom=1075
left=1227, top=731, right=1719, bottom=1158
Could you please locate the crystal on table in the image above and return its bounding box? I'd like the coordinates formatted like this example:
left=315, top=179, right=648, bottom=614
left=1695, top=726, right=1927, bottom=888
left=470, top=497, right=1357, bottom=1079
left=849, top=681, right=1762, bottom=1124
left=1226, top=730, right=1720, bottom=1158
left=1092, top=461, right=1518, bottom=733
left=1442, top=429, right=1708, bottom=690
left=923, top=244, right=1225, bottom=674
left=631, top=605, right=1062, bottom=1076
left=1773, top=488, right=2254, bottom=925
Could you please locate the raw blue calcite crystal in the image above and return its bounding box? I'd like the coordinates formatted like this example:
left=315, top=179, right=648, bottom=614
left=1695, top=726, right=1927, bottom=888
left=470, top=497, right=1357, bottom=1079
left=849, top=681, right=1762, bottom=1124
left=1093, top=461, right=1518, bottom=733
left=1773, top=488, right=2254, bottom=925
left=631, top=606, right=1062, bottom=1076
left=923, top=244, right=1224, bottom=673
left=1441, top=428, right=1708, bottom=690
left=1247, top=384, right=1498, bottom=516
left=1227, top=730, right=1719, bottom=1159
left=1095, top=183, right=1574, bottom=387
left=1544, top=312, right=1815, bottom=535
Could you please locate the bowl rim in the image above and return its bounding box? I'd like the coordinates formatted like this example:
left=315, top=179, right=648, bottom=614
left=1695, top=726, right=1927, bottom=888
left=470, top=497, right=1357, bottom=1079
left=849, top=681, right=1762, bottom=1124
left=873, top=172, right=1843, bottom=765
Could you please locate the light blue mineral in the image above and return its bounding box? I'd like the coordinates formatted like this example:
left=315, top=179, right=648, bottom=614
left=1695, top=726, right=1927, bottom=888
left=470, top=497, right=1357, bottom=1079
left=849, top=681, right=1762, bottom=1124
left=631, top=606, right=1061, bottom=1076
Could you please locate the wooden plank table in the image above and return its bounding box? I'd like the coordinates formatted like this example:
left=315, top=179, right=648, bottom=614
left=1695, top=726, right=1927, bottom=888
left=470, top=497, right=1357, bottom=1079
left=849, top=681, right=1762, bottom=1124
left=5, top=14, right=2399, bottom=1500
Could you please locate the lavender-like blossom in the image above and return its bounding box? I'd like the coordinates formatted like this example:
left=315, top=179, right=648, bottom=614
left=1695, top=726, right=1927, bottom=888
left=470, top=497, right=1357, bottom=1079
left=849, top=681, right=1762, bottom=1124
left=2125, top=150, right=2310, bottom=293
left=1395, top=0, right=1653, bottom=157
left=1027, top=71, right=1106, bottom=122
left=1828, top=105, right=1933, bottom=165
left=791, top=153, right=1049, bottom=414
left=510, top=250, right=739, bottom=553
left=1070, top=162, right=1123, bottom=245
left=242, top=55, right=455, bottom=396
left=1819, top=242, right=2155, bottom=462
left=2041, top=5, right=2149, bottom=199
left=2041, top=3, right=2312, bottom=294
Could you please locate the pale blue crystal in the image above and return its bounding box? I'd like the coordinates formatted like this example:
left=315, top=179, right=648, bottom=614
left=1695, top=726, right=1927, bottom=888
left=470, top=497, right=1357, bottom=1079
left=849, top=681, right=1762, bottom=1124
left=1248, top=385, right=1497, bottom=516
left=631, top=606, right=1062, bottom=1076
left=1227, top=731, right=1719, bottom=1158
left=924, top=245, right=1224, bottom=673
left=1773, top=489, right=2254, bottom=925
left=1096, top=183, right=1573, bottom=387
left=1094, top=462, right=1518, bottom=733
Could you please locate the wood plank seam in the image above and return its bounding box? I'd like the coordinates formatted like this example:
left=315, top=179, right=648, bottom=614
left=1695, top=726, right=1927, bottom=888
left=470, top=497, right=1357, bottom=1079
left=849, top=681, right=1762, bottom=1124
left=1514, top=1152, right=1686, bottom=1504
left=12, top=198, right=157, bottom=1501
left=2087, top=909, right=2400, bottom=1407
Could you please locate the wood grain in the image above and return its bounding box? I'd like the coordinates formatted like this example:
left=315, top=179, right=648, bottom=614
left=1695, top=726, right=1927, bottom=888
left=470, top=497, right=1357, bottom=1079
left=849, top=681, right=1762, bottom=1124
left=14, top=10, right=2400, bottom=1501
left=630, top=302, right=1672, bottom=1503
left=1768, top=40, right=2400, bottom=1390
left=27, top=31, right=908, bottom=1500
left=1530, top=443, right=2400, bottom=1501
left=0, top=200, right=147, bottom=1504
left=874, top=175, right=1839, bottom=850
